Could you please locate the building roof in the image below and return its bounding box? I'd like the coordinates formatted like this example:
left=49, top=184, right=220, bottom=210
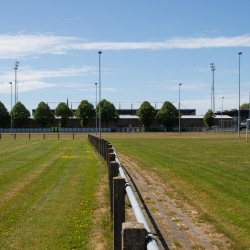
left=119, top=115, right=233, bottom=119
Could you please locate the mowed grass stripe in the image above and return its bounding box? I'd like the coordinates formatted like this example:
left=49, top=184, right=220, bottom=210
left=0, top=139, right=100, bottom=249
left=108, top=137, right=250, bottom=249
left=0, top=140, right=68, bottom=208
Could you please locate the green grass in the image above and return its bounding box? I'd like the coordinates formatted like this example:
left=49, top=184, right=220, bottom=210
left=0, top=139, right=107, bottom=249
left=107, top=136, right=250, bottom=249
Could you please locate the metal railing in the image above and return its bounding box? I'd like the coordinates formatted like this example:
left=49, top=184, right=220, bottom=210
left=88, top=134, right=159, bottom=250
left=112, top=146, right=159, bottom=250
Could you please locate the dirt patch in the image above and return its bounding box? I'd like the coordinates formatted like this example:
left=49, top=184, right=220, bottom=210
left=118, top=153, right=231, bottom=250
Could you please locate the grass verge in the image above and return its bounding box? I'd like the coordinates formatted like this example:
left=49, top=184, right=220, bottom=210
left=0, top=139, right=109, bottom=249
left=107, top=136, right=250, bottom=249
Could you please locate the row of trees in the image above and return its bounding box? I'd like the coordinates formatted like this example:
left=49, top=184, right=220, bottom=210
left=0, top=99, right=119, bottom=128
left=1, top=99, right=232, bottom=129
left=137, top=101, right=220, bottom=129
left=136, top=101, right=180, bottom=128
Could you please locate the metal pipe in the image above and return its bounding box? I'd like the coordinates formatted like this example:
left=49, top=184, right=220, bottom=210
left=112, top=147, right=159, bottom=250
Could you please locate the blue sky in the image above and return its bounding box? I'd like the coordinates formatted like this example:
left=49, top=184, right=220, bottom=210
left=0, top=0, right=250, bottom=115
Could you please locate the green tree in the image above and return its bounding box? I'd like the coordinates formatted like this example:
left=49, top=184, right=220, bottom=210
left=136, top=101, right=156, bottom=128
left=75, top=100, right=95, bottom=127
left=55, top=103, right=74, bottom=127
left=33, top=102, right=54, bottom=127
left=203, top=109, right=216, bottom=128
left=0, top=101, right=11, bottom=128
left=240, top=103, right=250, bottom=109
left=157, top=101, right=179, bottom=128
left=12, top=102, right=31, bottom=128
left=96, top=99, right=119, bottom=127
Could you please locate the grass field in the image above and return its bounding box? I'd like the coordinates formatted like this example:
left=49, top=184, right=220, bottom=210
left=107, top=135, right=250, bottom=249
left=0, top=139, right=111, bottom=249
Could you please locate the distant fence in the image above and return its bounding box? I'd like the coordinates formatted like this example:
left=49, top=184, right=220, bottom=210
left=88, top=134, right=159, bottom=250
left=0, top=128, right=111, bottom=133
left=0, top=133, right=88, bottom=140
left=0, top=126, right=238, bottom=133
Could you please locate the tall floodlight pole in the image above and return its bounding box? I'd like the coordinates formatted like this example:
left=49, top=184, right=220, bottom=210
left=210, top=63, right=216, bottom=112
left=221, top=97, right=224, bottom=128
left=10, top=82, right=13, bottom=134
left=238, top=52, right=242, bottom=137
left=249, top=91, right=250, bottom=119
left=98, top=51, right=102, bottom=138
left=95, top=82, right=97, bottom=135
left=179, top=83, right=182, bottom=134
left=14, top=61, right=19, bottom=105
left=211, top=86, right=212, bottom=110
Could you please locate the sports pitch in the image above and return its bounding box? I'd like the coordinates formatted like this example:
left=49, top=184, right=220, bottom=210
left=106, top=134, right=250, bottom=249
left=0, top=133, right=249, bottom=249
left=0, top=139, right=111, bottom=250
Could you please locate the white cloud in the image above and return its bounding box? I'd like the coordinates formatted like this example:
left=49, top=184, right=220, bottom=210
left=0, top=81, right=56, bottom=93
left=1, top=34, right=250, bottom=58
left=0, top=66, right=95, bottom=82
left=78, top=87, right=119, bottom=92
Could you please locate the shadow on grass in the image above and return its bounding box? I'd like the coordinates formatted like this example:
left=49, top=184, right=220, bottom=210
left=122, top=165, right=170, bottom=250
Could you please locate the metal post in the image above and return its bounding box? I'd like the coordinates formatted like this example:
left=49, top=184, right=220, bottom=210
left=95, top=82, right=97, bottom=135
left=249, top=92, right=250, bottom=119
left=98, top=51, right=102, bottom=138
left=211, top=86, right=212, bottom=111
left=221, top=97, right=224, bottom=128
left=10, top=82, right=13, bottom=134
left=247, top=120, right=248, bottom=142
left=210, top=63, right=216, bottom=112
left=14, top=61, right=19, bottom=105
left=238, top=52, right=242, bottom=137
left=179, top=83, right=182, bottom=134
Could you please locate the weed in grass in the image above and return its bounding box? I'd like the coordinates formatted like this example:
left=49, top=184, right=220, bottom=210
left=173, top=241, right=181, bottom=247
left=149, top=207, right=159, bottom=213
left=146, top=200, right=156, bottom=204
left=125, top=198, right=132, bottom=208
left=157, top=198, right=165, bottom=202
left=172, top=218, right=182, bottom=222
left=145, top=179, right=152, bottom=186
left=178, top=225, right=189, bottom=231
left=191, top=244, right=205, bottom=249
left=166, top=211, right=177, bottom=216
